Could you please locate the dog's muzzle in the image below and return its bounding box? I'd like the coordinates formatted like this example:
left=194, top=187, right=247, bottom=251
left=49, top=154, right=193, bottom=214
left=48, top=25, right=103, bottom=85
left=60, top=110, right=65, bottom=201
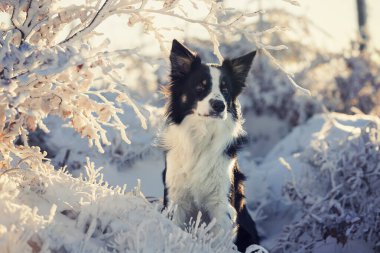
left=209, top=99, right=226, bottom=117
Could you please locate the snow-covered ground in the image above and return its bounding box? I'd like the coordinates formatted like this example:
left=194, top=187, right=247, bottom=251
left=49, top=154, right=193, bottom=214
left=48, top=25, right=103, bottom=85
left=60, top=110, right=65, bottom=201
left=1, top=111, right=378, bottom=253
left=245, top=112, right=379, bottom=252
left=0, top=160, right=242, bottom=253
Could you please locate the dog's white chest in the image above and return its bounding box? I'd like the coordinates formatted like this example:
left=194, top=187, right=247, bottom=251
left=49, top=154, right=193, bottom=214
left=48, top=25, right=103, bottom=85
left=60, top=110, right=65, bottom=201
left=162, top=115, right=240, bottom=206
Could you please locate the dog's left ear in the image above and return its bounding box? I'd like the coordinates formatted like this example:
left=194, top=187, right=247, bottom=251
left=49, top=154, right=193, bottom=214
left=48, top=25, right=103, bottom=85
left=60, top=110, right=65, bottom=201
left=223, top=51, right=256, bottom=89
left=170, top=39, right=201, bottom=80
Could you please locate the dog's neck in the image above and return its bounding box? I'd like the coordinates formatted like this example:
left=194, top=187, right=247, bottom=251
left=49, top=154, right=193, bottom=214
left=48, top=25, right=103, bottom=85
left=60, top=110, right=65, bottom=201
left=161, top=113, right=244, bottom=154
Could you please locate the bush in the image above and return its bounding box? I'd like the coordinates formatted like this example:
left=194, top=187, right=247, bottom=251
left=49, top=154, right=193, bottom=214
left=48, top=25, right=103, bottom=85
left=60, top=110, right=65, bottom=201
left=277, top=119, right=380, bottom=253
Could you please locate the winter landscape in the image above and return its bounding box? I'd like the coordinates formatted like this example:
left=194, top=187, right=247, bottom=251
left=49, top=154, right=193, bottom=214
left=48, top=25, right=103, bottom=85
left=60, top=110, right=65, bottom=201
left=0, top=0, right=379, bottom=252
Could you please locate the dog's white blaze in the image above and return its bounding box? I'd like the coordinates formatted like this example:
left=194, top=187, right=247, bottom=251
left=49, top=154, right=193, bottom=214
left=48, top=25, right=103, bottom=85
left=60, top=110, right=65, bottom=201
left=195, top=67, right=227, bottom=119
left=162, top=112, right=245, bottom=238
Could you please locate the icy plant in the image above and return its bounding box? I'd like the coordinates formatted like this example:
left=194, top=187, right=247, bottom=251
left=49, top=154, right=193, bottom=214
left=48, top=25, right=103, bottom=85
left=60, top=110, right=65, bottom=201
left=301, top=50, right=380, bottom=116
left=0, top=0, right=150, bottom=172
left=335, top=53, right=380, bottom=115
left=245, top=55, right=321, bottom=128
left=0, top=156, right=251, bottom=253
left=240, top=7, right=323, bottom=128
left=275, top=119, right=380, bottom=253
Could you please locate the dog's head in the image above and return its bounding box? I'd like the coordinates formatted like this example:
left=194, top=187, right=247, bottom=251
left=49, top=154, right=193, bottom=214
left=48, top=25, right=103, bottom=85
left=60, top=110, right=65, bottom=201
left=166, top=39, right=256, bottom=124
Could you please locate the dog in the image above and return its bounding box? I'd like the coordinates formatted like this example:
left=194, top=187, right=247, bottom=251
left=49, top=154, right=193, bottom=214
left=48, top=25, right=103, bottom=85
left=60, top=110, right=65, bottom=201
left=160, top=39, right=260, bottom=252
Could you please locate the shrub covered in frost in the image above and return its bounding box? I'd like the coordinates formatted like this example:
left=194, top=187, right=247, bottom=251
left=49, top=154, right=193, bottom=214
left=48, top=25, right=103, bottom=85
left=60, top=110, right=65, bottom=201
left=300, top=49, right=380, bottom=116
left=245, top=55, right=322, bottom=128
left=0, top=158, right=248, bottom=253
left=334, top=54, right=380, bottom=115
left=276, top=120, right=380, bottom=253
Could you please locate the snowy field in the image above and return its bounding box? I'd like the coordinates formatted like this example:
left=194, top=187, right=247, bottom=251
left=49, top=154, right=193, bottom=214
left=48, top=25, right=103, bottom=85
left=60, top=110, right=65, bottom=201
left=1, top=0, right=380, bottom=253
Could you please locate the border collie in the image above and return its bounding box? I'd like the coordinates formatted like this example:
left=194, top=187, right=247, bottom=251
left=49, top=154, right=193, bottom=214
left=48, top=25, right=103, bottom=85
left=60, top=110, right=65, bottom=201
left=161, top=39, right=260, bottom=252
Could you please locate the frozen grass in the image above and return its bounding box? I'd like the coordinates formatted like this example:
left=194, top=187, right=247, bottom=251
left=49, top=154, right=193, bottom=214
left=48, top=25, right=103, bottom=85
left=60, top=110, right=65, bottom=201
left=0, top=160, right=246, bottom=253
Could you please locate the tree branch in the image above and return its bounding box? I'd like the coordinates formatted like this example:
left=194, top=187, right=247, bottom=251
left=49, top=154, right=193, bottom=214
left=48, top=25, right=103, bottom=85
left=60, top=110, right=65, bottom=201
left=58, top=0, right=111, bottom=46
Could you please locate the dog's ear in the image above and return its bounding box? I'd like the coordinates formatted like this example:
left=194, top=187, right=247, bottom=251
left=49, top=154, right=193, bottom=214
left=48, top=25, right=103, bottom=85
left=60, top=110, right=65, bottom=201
left=170, top=39, right=201, bottom=79
left=222, top=51, right=256, bottom=90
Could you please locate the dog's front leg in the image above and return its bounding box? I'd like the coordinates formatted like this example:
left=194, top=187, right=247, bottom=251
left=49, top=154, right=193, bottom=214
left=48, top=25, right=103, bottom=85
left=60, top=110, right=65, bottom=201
left=207, top=201, right=237, bottom=239
left=168, top=190, right=194, bottom=229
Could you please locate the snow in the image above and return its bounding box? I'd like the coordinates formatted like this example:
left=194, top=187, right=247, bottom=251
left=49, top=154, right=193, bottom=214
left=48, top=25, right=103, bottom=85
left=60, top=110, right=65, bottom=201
left=0, top=165, right=244, bottom=253
left=244, top=112, right=379, bottom=252
left=2, top=110, right=378, bottom=253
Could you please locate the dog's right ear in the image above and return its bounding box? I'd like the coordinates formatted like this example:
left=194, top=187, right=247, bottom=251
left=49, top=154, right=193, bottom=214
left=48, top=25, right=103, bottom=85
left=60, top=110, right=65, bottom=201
left=170, top=39, right=200, bottom=79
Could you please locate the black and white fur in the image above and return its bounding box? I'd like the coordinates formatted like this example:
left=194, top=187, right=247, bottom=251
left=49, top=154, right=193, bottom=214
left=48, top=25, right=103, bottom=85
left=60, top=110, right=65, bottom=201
left=161, top=39, right=260, bottom=252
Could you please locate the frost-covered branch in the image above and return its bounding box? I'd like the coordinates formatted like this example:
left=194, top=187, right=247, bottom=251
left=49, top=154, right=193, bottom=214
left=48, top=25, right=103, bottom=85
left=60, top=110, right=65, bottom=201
left=0, top=0, right=306, bottom=172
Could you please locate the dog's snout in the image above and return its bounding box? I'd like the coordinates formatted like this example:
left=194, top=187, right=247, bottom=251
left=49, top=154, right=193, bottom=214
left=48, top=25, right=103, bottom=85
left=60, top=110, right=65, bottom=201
left=210, top=99, right=225, bottom=113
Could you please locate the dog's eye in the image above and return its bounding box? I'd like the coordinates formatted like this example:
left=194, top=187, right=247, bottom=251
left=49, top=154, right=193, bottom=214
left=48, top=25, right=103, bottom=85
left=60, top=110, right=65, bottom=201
left=221, top=78, right=228, bottom=87
left=196, top=80, right=207, bottom=92
left=221, top=79, right=228, bottom=93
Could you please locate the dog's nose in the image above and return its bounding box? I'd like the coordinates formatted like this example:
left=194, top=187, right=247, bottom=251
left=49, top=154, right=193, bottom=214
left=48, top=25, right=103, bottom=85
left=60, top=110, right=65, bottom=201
left=210, top=99, right=225, bottom=113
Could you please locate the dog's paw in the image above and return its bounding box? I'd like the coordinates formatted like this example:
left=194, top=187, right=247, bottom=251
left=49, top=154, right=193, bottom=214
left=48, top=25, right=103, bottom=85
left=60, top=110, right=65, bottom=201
left=244, top=244, right=269, bottom=253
